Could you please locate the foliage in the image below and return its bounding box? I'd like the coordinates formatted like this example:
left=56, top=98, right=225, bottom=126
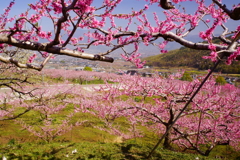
left=180, top=72, right=193, bottom=81
left=215, top=76, right=227, bottom=85
left=0, top=141, right=226, bottom=160
left=83, top=66, right=93, bottom=71
left=144, top=46, right=240, bottom=74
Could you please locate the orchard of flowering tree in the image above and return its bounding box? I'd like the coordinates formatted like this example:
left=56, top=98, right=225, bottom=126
left=0, top=0, right=240, bottom=159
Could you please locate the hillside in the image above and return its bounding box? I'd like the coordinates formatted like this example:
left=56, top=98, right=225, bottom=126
left=143, top=45, right=240, bottom=74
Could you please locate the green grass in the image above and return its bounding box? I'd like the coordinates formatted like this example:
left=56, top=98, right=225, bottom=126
left=70, top=78, right=115, bottom=85
left=1, top=140, right=229, bottom=160
left=185, top=70, right=208, bottom=75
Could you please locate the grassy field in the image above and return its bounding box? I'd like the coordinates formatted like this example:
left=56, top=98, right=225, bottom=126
left=1, top=115, right=238, bottom=160
left=1, top=95, right=239, bottom=160
left=1, top=141, right=230, bottom=160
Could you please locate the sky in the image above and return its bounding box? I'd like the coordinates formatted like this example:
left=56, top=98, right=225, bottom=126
left=1, top=0, right=239, bottom=57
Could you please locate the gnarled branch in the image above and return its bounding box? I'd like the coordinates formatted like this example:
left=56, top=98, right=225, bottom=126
left=160, top=0, right=175, bottom=10
left=0, top=35, right=114, bottom=70
left=213, top=0, right=240, bottom=20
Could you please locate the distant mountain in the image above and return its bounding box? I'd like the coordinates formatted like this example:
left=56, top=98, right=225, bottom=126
left=143, top=44, right=240, bottom=74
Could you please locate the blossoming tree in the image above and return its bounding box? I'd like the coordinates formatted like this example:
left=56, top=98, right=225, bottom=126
left=0, top=0, right=239, bottom=70
left=0, top=0, right=239, bottom=157
left=78, top=74, right=239, bottom=156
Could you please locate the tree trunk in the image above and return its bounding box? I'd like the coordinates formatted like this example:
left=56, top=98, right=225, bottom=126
left=163, top=126, right=173, bottom=150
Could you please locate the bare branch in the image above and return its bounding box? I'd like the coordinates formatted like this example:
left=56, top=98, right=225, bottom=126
left=1, top=108, right=31, bottom=121
left=0, top=52, right=53, bottom=71
left=0, top=35, right=114, bottom=67
left=160, top=0, right=175, bottom=10
left=218, top=25, right=232, bottom=44
left=92, top=27, right=240, bottom=60
left=213, top=0, right=240, bottom=20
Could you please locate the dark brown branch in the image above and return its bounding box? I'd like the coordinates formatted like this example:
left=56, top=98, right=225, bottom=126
left=1, top=109, right=31, bottom=121
left=48, top=0, right=79, bottom=47
left=62, top=15, right=83, bottom=47
left=2, top=83, right=38, bottom=97
left=119, top=106, right=167, bottom=125
left=213, top=0, right=240, bottom=20
left=160, top=0, right=175, bottom=10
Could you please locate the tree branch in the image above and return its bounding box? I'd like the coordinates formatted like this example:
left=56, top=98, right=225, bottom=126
left=213, top=0, right=240, bottom=20
left=0, top=35, right=114, bottom=68
left=160, top=0, right=175, bottom=10
left=94, top=27, right=239, bottom=60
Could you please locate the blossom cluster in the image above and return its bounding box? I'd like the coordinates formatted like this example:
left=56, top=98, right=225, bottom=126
left=0, top=0, right=239, bottom=68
